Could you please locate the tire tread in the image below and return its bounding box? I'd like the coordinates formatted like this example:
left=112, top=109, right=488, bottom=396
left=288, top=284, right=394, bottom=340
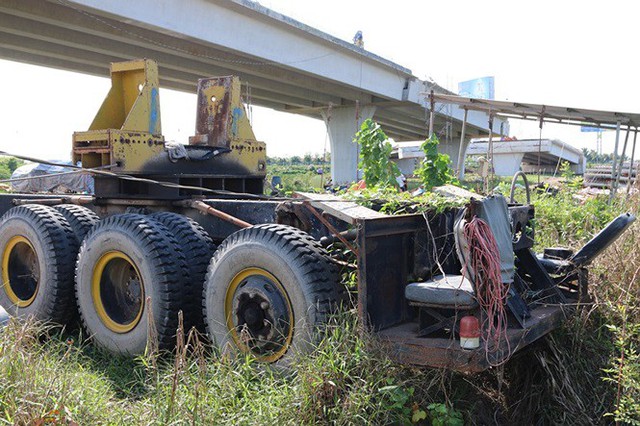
left=203, top=223, right=345, bottom=360
left=53, top=204, right=100, bottom=244
left=150, top=212, right=215, bottom=333
left=0, top=205, right=78, bottom=324
left=76, top=214, right=190, bottom=350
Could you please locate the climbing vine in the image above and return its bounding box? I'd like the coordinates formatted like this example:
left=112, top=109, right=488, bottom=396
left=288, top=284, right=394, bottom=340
left=415, top=134, right=458, bottom=190
left=354, top=119, right=400, bottom=188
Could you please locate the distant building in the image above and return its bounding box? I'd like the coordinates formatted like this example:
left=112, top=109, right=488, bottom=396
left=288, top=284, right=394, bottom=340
left=458, top=76, right=495, bottom=100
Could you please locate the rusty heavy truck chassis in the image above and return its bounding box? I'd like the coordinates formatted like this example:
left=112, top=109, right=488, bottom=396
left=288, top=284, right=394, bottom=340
left=3, top=59, right=630, bottom=372
left=0, top=191, right=589, bottom=372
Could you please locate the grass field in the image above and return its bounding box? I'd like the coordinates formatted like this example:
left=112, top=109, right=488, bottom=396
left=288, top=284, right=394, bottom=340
left=0, top=176, right=638, bottom=425
left=266, top=163, right=329, bottom=194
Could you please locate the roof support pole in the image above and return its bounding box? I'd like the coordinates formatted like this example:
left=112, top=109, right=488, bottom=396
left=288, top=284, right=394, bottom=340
left=488, top=113, right=494, bottom=166
left=537, top=111, right=544, bottom=184
left=485, top=113, right=494, bottom=193
left=610, top=121, right=621, bottom=202
left=615, top=128, right=631, bottom=193
left=428, top=90, right=435, bottom=138
left=456, top=108, right=469, bottom=180
left=627, top=129, right=638, bottom=195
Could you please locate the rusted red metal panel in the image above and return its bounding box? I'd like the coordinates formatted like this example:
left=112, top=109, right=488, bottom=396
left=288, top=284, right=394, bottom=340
left=190, top=77, right=233, bottom=147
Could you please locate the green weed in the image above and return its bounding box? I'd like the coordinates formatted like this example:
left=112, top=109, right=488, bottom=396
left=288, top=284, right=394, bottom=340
left=354, top=119, right=400, bottom=189
left=415, top=135, right=458, bottom=190
left=0, top=183, right=638, bottom=424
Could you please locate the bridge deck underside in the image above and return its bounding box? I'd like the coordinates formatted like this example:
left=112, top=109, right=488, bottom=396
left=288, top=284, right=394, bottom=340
left=0, top=0, right=492, bottom=142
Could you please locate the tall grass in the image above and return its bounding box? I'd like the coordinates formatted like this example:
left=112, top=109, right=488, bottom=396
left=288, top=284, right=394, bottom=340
left=0, top=185, right=638, bottom=425
left=523, top=185, right=640, bottom=424
left=0, top=314, right=461, bottom=425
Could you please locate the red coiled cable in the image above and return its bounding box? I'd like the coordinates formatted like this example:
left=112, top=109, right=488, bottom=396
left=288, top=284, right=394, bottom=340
left=463, top=216, right=511, bottom=366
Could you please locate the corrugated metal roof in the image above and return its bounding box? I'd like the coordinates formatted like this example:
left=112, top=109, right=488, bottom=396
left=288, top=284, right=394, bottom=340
left=430, top=94, right=640, bottom=130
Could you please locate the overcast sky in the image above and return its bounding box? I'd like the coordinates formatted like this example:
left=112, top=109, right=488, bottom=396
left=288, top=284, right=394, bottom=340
left=0, top=0, right=638, bottom=160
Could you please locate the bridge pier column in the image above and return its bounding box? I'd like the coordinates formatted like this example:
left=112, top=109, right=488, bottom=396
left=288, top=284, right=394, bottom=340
left=322, top=105, right=376, bottom=185
left=438, top=140, right=463, bottom=169
left=492, top=153, right=525, bottom=176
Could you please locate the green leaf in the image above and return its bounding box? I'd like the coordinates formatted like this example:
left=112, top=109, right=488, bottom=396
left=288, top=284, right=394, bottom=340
left=354, top=119, right=401, bottom=189
left=412, top=409, right=427, bottom=423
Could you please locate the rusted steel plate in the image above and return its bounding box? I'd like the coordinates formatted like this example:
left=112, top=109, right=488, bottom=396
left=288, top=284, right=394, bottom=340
left=294, top=191, right=386, bottom=224
left=377, top=305, right=567, bottom=372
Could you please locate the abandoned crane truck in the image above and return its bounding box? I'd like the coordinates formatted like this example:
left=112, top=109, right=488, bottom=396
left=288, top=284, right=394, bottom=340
left=0, top=60, right=633, bottom=371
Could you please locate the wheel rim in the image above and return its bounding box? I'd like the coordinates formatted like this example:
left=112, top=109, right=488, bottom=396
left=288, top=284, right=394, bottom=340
left=2, top=235, right=39, bottom=307
left=92, top=251, right=144, bottom=333
left=224, top=267, right=294, bottom=362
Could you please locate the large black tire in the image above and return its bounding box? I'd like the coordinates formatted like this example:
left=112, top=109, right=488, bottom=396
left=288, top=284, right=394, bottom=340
left=75, top=214, right=189, bottom=354
left=203, top=223, right=344, bottom=366
left=0, top=205, right=78, bottom=324
left=150, top=212, right=215, bottom=333
left=53, top=204, right=99, bottom=244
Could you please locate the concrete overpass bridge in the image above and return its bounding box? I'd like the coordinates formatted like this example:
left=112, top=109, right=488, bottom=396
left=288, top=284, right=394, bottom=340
left=466, top=138, right=586, bottom=177
left=0, top=0, right=501, bottom=183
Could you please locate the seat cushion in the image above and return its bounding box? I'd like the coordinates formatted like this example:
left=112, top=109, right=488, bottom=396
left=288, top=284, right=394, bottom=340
left=476, top=195, right=515, bottom=284
left=405, top=275, right=477, bottom=308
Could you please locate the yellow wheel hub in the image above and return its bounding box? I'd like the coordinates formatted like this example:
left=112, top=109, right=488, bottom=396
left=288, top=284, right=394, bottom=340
left=92, top=251, right=144, bottom=333
left=225, top=267, right=294, bottom=362
left=2, top=235, right=39, bottom=307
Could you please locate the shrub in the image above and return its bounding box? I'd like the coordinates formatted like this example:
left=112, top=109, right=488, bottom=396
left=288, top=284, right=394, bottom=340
left=0, top=156, right=24, bottom=179
left=353, top=119, right=400, bottom=188
left=415, top=134, right=458, bottom=190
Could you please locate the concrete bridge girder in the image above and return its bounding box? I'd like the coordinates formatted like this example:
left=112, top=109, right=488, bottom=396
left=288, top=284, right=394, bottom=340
left=0, top=0, right=503, bottom=184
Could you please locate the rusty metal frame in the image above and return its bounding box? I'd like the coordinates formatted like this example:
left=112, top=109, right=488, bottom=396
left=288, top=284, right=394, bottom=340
left=303, top=201, right=359, bottom=256
left=0, top=190, right=595, bottom=372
